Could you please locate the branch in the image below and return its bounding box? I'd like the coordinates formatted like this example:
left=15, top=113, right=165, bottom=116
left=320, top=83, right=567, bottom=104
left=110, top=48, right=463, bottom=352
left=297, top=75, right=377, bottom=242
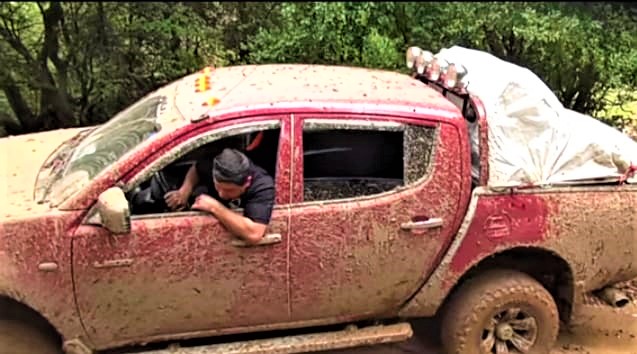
left=0, top=74, right=37, bottom=132
left=39, top=1, right=72, bottom=101
left=36, top=2, right=45, bottom=15
left=0, top=23, right=35, bottom=64
left=41, top=2, right=65, bottom=67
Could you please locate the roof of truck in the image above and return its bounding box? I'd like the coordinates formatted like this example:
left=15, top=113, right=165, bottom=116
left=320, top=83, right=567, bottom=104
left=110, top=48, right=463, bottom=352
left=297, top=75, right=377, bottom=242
left=151, top=64, right=461, bottom=127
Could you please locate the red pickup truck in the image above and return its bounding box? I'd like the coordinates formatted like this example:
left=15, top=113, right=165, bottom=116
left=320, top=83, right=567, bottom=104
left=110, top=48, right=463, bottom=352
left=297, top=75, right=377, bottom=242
left=1, top=46, right=636, bottom=354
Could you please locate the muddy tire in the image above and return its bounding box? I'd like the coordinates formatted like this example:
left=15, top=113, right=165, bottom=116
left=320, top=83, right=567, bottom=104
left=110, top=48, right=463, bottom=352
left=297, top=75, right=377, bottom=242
left=441, top=269, right=559, bottom=354
left=0, top=319, right=61, bottom=354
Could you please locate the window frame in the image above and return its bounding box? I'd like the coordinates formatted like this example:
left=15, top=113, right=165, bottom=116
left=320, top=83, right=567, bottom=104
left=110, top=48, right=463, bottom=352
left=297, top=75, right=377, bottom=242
left=293, top=116, right=439, bottom=206
left=84, top=118, right=287, bottom=224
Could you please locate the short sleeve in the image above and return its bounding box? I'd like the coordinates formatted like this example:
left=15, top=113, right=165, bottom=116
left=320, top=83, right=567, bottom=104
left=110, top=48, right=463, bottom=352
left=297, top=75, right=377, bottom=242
left=243, top=185, right=275, bottom=225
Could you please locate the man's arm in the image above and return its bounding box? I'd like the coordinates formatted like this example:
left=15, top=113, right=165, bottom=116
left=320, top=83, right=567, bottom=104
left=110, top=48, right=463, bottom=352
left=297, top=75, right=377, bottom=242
left=179, top=164, right=199, bottom=196
left=192, top=195, right=267, bottom=245
left=165, top=164, right=199, bottom=210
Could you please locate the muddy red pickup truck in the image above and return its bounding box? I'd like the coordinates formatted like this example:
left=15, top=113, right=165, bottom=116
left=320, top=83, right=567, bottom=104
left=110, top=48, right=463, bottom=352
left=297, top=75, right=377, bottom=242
left=1, top=46, right=636, bottom=354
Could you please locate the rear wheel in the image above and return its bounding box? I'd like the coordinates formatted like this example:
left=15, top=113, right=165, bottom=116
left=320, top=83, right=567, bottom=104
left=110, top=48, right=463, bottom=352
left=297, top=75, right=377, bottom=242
left=0, top=319, right=61, bottom=354
left=441, top=269, right=559, bottom=354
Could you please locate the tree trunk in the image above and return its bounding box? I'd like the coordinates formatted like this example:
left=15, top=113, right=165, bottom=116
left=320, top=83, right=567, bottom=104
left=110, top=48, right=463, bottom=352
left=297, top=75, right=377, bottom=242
left=0, top=111, right=23, bottom=137
left=1, top=78, right=35, bottom=133
left=38, top=1, right=76, bottom=129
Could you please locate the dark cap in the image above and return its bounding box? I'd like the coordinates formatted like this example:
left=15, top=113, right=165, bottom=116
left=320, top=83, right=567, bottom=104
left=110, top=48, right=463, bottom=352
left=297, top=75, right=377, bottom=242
left=212, top=148, right=251, bottom=185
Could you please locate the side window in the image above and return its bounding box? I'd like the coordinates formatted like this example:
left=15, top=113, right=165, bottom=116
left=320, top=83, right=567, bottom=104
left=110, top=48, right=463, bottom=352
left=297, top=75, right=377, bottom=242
left=302, top=121, right=436, bottom=202
left=125, top=123, right=282, bottom=216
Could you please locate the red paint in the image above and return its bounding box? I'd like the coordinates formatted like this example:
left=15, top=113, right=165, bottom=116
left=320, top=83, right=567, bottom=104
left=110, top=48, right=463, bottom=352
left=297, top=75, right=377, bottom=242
left=72, top=210, right=291, bottom=348
left=63, top=115, right=291, bottom=210
left=449, top=194, right=552, bottom=275
left=290, top=115, right=304, bottom=203
left=58, top=64, right=462, bottom=211
left=399, top=188, right=637, bottom=319
left=472, top=95, right=490, bottom=187
left=60, top=103, right=465, bottom=211
left=0, top=212, right=89, bottom=345
left=245, top=131, right=264, bottom=151
left=12, top=62, right=626, bottom=354
left=288, top=118, right=471, bottom=321
left=277, top=117, right=293, bottom=205
left=620, top=163, right=637, bottom=184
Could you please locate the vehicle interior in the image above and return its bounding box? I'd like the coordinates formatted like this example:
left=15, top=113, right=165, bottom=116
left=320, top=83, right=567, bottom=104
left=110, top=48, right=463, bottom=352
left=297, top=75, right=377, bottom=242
left=127, top=128, right=280, bottom=215
left=302, top=129, right=405, bottom=202
left=127, top=119, right=442, bottom=215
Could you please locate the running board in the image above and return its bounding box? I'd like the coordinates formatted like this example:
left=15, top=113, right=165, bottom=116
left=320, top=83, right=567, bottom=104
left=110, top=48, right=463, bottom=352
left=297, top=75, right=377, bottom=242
left=141, top=322, right=413, bottom=354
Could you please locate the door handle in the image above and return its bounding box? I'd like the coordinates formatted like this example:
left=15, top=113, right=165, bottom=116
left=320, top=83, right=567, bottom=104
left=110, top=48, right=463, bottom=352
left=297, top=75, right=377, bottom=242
left=401, top=218, right=443, bottom=230
left=231, top=233, right=282, bottom=247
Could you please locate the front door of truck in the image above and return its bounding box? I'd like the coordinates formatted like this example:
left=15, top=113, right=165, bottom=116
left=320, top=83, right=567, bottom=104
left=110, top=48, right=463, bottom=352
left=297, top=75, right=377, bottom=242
left=71, top=118, right=292, bottom=348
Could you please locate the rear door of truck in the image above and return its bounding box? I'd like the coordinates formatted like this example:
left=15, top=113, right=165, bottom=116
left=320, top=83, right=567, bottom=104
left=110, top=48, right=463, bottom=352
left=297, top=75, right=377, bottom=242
left=286, top=113, right=471, bottom=321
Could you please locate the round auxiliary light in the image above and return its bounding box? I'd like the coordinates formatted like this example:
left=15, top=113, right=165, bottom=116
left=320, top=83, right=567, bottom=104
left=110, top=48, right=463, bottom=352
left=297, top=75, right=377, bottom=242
left=415, top=50, right=434, bottom=75
left=406, top=46, right=422, bottom=69
left=426, top=55, right=449, bottom=82
left=442, top=63, right=469, bottom=89
left=455, top=64, right=470, bottom=89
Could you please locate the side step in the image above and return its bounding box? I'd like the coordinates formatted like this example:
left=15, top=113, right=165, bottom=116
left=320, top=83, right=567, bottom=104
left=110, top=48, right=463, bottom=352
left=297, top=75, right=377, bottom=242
left=142, top=322, right=413, bottom=354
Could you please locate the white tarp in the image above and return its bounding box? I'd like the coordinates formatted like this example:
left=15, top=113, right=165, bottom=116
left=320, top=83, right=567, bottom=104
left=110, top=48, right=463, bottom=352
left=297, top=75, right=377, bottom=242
left=435, top=46, right=637, bottom=187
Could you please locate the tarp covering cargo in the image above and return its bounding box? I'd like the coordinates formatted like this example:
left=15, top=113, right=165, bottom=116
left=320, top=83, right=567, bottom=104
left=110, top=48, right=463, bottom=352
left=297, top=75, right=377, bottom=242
left=435, top=46, right=637, bottom=187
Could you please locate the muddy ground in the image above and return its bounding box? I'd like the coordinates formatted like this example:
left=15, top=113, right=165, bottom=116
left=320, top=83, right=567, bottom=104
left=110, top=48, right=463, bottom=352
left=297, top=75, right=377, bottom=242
left=114, top=294, right=636, bottom=354
left=11, top=282, right=634, bottom=354
left=322, top=302, right=637, bottom=354
left=319, top=316, right=637, bottom=354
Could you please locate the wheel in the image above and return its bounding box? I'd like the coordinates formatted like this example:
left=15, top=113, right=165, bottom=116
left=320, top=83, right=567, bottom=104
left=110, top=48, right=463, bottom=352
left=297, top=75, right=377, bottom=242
left=0, top=319, right=61, bottom=354
left=441, top=269, right=559, bottom=354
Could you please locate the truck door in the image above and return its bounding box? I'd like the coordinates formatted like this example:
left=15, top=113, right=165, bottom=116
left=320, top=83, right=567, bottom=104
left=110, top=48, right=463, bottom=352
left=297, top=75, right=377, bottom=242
left=288, top=114, right=470, bottom=321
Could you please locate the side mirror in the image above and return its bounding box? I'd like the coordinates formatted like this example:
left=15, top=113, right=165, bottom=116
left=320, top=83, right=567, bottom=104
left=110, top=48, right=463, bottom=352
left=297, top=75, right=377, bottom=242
left=96, top=187, right=131, bottom=235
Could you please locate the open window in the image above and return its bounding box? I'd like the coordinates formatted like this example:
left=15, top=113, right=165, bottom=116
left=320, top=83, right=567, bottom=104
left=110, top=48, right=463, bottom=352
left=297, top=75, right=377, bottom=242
left=125, top=122, right=281, bottom=215
left=301, top=120, right=437, bottom=203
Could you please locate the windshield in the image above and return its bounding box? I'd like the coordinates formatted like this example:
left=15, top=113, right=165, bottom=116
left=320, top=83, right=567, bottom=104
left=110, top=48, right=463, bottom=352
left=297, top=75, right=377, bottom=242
left=47, top=94, right=167, bottom=206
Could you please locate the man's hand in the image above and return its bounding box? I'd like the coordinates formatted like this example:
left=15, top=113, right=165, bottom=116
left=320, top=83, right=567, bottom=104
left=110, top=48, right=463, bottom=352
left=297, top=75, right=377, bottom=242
left=164, top=164, right=199, bottom=211
left=192, top=194, right=266, bottom=245
left=192, top=194, right=222, bottom=213
left=164, top=189, right=189, bottom=211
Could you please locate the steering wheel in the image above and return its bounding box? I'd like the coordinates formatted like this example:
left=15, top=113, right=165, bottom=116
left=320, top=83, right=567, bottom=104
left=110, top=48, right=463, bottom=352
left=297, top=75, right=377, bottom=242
left=150, top=170, right=172, bottom=202
left=129, top=170, right=177, bottom=214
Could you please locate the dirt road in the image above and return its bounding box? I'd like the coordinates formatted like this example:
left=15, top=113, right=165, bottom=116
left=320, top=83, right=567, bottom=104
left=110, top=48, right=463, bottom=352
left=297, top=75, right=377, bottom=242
left=322, top=302, right=637, bottom=354
left=106, top=298, right=636, bottom=354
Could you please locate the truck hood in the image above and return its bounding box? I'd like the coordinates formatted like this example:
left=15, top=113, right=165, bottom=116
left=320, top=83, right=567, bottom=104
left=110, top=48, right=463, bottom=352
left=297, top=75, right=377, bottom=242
left=0, top=127, right=88, bottom=220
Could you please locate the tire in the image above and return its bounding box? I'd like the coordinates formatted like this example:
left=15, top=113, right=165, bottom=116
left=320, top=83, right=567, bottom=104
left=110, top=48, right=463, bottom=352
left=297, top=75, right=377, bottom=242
left=0, top=319, right=61, bottom=354
left=441, top=269, right=559, bottom=354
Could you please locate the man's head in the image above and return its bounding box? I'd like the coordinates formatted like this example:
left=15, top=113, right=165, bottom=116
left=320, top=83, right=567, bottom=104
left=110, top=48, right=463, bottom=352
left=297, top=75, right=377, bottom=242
left=212, top=148, right=252, bottom=200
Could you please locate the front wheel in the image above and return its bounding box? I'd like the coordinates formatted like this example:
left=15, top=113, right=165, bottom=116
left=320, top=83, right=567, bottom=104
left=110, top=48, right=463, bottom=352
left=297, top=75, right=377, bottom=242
left=441, top=269, right=559, bottom=354
left=0, top=319, right=61, bottom=354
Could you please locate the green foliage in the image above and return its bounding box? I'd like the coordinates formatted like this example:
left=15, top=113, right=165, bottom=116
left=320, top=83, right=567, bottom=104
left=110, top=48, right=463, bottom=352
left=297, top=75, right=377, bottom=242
left=0, top=1, right=635, bottom=137
left=248, top=2, right=403, bottom=69
left=361, top=28, right=401, bottom=70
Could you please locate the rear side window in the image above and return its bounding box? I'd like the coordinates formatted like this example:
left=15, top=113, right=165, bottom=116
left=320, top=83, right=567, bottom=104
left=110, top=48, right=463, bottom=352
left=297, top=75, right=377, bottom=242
left=302, top=122, right=436, bottom=202
left=303, top=130, right=404, bottom=179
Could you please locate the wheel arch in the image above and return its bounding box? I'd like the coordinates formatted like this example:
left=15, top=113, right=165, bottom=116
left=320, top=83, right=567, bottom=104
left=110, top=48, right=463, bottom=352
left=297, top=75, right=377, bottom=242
left=438, top=246, right=575, bottom=324
left=0, top=292, right=63, bottom=346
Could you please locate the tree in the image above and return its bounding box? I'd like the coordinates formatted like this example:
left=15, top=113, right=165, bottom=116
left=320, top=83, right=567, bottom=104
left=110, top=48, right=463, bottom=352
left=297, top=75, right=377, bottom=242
left=249, top=2, right=637, bottom=119
left=0, top=2, right=75, bottom=132
left=0, top=2, right=635, bottom=137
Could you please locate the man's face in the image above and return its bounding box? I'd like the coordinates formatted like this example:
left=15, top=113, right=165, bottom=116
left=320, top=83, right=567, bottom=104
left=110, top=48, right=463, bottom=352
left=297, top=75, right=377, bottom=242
left=213, top=179, right=248, bottom=200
